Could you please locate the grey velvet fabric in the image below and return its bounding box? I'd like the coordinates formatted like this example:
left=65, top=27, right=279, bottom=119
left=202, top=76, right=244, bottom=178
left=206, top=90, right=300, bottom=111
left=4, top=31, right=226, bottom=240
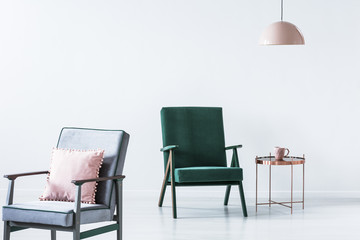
left=2, top=201, right=111, bottom=227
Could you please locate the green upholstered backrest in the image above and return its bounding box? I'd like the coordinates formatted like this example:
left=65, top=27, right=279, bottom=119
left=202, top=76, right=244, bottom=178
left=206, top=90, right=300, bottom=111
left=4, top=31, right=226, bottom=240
left=161, top=107, right=227, bottom=169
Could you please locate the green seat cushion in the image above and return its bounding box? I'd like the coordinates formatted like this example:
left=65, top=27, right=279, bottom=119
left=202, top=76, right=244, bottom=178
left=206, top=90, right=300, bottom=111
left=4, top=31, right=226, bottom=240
left=174, top=167, right=243, bottom=183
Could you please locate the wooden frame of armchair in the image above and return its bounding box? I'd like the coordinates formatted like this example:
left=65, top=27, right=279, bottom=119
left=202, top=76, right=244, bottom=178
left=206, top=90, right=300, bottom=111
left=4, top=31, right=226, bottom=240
left=158, top=144, right=248, bottom=219
left=3, top=171, right=125, bottom=240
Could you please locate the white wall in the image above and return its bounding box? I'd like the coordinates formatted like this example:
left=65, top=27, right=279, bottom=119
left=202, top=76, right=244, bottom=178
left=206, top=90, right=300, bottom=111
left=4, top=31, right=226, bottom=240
left=0, top=0, right=359, bottom=194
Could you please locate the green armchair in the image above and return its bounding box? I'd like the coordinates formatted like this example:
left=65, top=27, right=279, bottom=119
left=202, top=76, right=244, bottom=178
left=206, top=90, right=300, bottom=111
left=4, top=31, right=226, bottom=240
left=158, top=107, right=248, bottom=218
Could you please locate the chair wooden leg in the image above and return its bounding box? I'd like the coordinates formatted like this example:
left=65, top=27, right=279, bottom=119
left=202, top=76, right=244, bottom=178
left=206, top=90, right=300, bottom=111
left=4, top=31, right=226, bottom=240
left=3, top=221, right=10, bottom=240
left=51, top=230, right=56, bottom=240
left=73, top=185, right=81, bottom=240
left=73, top=228, right=80, bottom=240
left=238, top=181, right=248, bottom=217
left=169, top=151, right=177, bottom=218
left=116, top=220, right=122, bottom=240
left=158, top=159, right=170, bottom=207
left=224, top=185, right=231, bottom=205
left=158, top=184, right=167, bottom=207
left=115, top=180, right=123, bottom=240
left=171, top=183, right=177, bottom=218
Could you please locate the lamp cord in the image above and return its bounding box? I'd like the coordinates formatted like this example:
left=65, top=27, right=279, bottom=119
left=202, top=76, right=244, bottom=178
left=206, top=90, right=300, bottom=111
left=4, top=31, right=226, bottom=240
left=281, top=0, right=283, bottom=21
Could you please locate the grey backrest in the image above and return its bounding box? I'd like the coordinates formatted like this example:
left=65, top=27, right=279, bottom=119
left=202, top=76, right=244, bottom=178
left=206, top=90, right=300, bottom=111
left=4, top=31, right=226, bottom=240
left=56, top=127, right=129, bottom=213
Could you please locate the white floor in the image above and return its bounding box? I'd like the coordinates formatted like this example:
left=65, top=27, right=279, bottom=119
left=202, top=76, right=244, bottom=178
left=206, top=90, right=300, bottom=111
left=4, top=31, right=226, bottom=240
left=1, top=189, right=359, bottom=240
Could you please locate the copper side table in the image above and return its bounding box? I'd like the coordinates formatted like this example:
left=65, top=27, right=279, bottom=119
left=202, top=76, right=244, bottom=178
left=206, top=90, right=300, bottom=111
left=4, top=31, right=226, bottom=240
left=255, top=155, right=305, bottom=214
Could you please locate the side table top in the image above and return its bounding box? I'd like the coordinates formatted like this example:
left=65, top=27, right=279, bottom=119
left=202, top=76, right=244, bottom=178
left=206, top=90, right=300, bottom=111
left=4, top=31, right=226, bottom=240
left=256, top=155, right=305, bottom=165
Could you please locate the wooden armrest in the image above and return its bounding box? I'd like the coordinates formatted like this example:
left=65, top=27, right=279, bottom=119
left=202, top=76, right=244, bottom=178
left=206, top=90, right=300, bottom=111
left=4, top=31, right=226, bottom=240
left=225, top=145, right=243, bottom=150
left=4, top=171, right=49, bottom=180
left=160, top=145, right=179, bottom=152
left=72, top=175, right=125, bottom=185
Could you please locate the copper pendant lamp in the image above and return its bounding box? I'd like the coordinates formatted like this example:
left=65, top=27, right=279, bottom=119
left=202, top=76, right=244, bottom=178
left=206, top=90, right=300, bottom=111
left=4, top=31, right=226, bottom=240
left=259, top=0, right=305, bottom=45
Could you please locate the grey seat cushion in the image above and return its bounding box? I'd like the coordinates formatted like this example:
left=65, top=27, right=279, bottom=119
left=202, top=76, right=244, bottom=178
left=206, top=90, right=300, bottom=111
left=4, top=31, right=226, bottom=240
left=2, top=201, right=111, bottom=227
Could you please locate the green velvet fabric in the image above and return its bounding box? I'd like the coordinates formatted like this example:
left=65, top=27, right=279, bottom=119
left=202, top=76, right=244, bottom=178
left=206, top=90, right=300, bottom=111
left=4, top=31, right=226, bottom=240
left=174, top=167, right=243, bottom=183
left=161, top=107, right=227, bottom=169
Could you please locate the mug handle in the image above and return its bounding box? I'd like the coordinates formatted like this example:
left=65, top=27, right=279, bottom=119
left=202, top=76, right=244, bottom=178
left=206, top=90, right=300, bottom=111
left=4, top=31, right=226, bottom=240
left=285, top=148, right=290, bottom=157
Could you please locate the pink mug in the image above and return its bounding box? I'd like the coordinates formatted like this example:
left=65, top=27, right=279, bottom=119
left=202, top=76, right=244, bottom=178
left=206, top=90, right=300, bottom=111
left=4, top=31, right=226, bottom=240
left=274, top=147, right=290, bottom=160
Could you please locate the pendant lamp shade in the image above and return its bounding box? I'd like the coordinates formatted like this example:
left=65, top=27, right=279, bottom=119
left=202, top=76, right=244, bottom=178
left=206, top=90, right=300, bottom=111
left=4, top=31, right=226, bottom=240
left=259, top=21, right=305, bottom=45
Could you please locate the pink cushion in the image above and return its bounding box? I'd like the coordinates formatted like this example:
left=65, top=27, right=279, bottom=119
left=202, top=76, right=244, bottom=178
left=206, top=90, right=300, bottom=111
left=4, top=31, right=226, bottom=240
left=40, top=148, right=104, bottom=204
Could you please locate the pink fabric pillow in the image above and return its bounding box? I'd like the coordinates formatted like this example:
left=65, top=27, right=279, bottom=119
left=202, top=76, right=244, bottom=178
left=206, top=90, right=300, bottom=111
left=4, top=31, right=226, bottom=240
left=40, top=148, right=104, bottom=204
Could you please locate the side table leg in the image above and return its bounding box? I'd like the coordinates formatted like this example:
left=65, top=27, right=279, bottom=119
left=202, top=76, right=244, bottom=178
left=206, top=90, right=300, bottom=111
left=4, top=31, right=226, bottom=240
left=269, top=165, right=271, bottom=208
left=303, top=162, right=305, bottom=209
left=256, top=163, right=258, bottom=212
left=291, top=164, right=293, bottom=214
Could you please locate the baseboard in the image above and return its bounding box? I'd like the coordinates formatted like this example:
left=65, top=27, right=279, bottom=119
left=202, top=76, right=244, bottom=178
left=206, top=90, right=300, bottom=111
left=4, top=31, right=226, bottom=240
left=1, top=188, right=359, bottom=198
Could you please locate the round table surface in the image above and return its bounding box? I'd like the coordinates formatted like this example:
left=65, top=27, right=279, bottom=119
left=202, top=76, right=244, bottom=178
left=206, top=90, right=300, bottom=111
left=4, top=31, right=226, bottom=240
left=256, top=156, right=305, bottom=165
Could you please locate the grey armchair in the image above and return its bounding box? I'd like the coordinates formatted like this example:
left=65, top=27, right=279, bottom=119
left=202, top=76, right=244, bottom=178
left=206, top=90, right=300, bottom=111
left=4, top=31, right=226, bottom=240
left=2, top=127, right=130, bottom=240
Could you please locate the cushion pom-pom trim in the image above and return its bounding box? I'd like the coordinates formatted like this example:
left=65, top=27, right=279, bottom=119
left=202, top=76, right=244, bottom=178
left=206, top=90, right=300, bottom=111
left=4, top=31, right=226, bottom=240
left=39, top=148, right=105, bottom=204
